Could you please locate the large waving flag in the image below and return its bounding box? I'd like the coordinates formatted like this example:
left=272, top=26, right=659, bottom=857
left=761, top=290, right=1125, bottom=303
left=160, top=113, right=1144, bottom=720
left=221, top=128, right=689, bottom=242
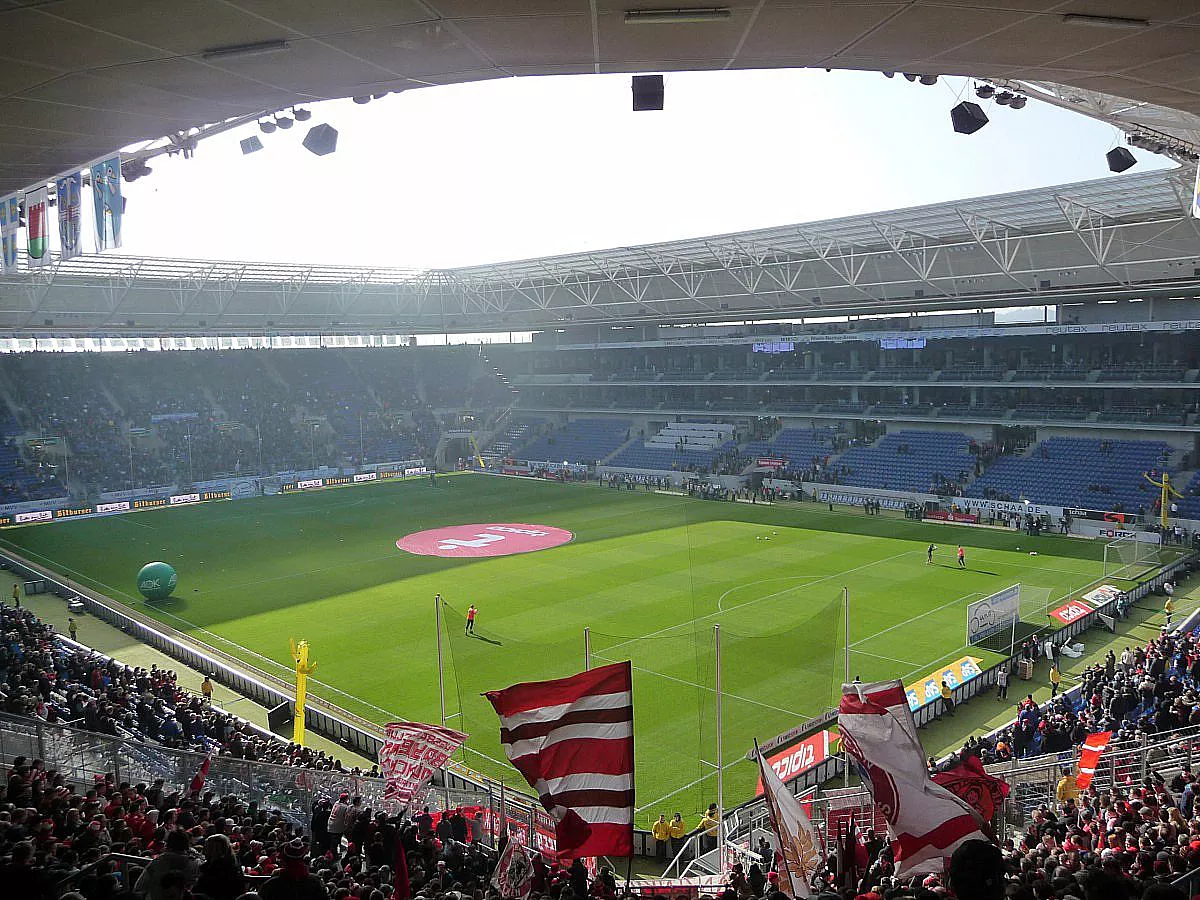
left=755, top=739, right=820, bottom=898
left=485, top=661, right=634, bottom=858
left=838, top=680, right=991, bottom=876
left=931, top=754, right=1010, bottom=838
left=378, top=721, right=467, bottom=803
left=1075, top=731, right=1112, bottom=790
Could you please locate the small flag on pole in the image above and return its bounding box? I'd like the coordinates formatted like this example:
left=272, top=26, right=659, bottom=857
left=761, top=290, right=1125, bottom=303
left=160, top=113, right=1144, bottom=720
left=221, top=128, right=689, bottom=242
left=491, top=838, right=535, bottom=899
left=188, top=753, right=212, bottom=797
left=1075, top=731, right=1112, bottom=790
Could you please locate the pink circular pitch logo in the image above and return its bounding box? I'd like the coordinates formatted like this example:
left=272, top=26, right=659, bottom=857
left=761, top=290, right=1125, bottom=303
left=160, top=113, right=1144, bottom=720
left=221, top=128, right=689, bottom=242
left=396, top=523, right=574, bottom=558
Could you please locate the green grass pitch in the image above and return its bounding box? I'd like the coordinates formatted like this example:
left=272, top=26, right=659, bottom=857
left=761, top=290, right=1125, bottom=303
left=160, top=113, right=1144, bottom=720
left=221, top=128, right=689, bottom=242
left=0, top=475, right=1113, bottom=823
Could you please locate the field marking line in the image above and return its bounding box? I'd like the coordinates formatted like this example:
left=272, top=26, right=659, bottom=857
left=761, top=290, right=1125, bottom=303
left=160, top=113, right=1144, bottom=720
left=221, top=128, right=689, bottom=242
left=848, top=589, right=983, bottom=650
left=716, top=575, right=824, bottom=612
left=589, top=652, right=809, bottom=718
left=114, top=517, right=154, bottom=530
left=599, top=548, right=920, bottom=655
left=853, top=649, right=925, bottom=668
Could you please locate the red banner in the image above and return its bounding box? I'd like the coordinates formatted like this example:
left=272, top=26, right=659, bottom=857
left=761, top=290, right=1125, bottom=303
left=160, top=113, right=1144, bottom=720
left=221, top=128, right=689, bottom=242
left=1049, top=600, right=1093, bottom=625
left=923, top=510, right=979, bottom=524
left=757, top=458, right=786, bottom=469
left=1076, top=731, right=1112, bottom=789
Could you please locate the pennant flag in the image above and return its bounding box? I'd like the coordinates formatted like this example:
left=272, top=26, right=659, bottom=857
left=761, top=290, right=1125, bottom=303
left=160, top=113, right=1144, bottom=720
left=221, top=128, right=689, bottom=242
left=55, top=172, right=83, bottom=261
left=377, top=721, right=467, bottom=804
left=188, top=752, right=212, bottom=797
left=931, top=754, right=1010, bottom=837
left=491, top=838, right=535, bottom=899
left=837, top=814, right=867, bottom=892
left=755, top=739, right=820, bottom=898
left=0, top=194, right=18, bottom=274
left=838, top=680, right=991, bottom=876
left=90, top=155, right=123, bottom=250
left=1075, top=731, right=1112, bottom=790
left=485, top=660, right=634, bottom=859
left=25, top=186, right=50, bottom=267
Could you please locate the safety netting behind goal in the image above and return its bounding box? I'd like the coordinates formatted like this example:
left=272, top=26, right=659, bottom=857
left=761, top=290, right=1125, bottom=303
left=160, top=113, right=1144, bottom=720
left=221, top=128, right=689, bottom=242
left=587, top=590, right=843, bottom=819
left=1103, top=534, right=1162, bottom=578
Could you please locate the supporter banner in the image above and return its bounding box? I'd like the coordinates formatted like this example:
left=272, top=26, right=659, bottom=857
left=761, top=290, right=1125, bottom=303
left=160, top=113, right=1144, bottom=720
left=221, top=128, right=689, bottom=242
left=757, top=457, right=786, bottom=469
left=492, top=839, right=535, bottom=900
left=150, top=412, right=200, bottom=423
left=754, top=730, right=835, bottom=796
left=904, top=656, right=983, bottom=711
left=378, top=721, right=467, bottom=804
left=90, top=155, right=123, bottom=250
left=925, top=510, right=978, bottom=524
left=25, top=186, right=50, bottom=267
left=54, top=172, right=83, bottom=261
left=1049, top=598, right=1092, bottom=625
left=966, top=585, right=1021, bottom=644
left=1, top=193, right=20, bottom=274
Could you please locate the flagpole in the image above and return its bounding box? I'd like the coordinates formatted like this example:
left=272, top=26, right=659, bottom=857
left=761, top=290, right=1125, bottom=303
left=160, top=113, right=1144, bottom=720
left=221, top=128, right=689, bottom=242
left=584, top=627, right=591, bottom=671
left=843, top=586, right=851, bottom=789
left=435, top=595, right=447, bottom=728
left=714, top=623, right=723, bottom=869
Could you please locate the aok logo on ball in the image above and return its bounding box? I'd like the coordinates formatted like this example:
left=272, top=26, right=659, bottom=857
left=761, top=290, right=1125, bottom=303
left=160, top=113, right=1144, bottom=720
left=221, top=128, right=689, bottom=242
left=396, top=523, right=573, bottom=558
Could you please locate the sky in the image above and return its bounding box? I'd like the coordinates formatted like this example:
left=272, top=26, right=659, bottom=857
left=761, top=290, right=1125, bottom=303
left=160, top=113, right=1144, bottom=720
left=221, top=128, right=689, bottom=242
left=114, top=69, right=1173, bottom=271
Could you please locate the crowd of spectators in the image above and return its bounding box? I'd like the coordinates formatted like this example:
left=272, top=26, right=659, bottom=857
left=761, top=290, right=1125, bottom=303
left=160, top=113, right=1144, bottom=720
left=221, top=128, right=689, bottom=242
left=0, top=604, right=372, bottom=776
left=0, top=348, right=473, bottom=499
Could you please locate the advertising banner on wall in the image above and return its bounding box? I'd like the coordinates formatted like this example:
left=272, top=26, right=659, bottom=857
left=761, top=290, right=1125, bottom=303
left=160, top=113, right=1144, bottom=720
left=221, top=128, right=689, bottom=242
left=1049, top=599, right=1093, bottom=625
left=754, top=730, right=836, bottom=796
left=904, top=656, right=983, bottom=711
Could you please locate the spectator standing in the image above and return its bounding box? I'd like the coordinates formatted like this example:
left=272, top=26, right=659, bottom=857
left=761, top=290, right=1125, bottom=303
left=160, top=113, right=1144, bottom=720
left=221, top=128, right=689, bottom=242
left=327, top=792, right=353, bottom=849
left=193, top=834, right=245, bottom=900
left=1049, top=663, right=1062, bottom=698
left=996, top=664, right=1009, bottom=701
left=940, top=680, right=955, bottom=716
left=257, top=838, right=328, bottom=900
left=134, top=829, right=198, bottom=900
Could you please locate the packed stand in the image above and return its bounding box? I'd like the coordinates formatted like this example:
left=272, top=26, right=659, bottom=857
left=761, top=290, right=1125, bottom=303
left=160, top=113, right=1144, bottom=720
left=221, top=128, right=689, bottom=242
left=0, top=760, right=522, bottom=900
left=0, top=604, right=372, bottom=775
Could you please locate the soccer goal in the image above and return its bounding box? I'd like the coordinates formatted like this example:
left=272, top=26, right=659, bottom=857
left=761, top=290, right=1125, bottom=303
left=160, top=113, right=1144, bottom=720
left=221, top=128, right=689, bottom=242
left=1103, top=533, right=1160, bottom=577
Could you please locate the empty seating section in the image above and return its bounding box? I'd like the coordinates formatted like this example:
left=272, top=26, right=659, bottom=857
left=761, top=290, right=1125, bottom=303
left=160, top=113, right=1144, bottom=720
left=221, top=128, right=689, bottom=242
left=964, top=437, right=1171, bottom=512
left=491, top=417, right=544, bottom=455
left=1179, top=472, right=1200, bottom=520
left=836, top=430, right=975, bottom=493
left=519, top=418, right=630, bottom=464
left=608, top=422, right=739, bottom=472
left=744, top=427, right=838, bottom=478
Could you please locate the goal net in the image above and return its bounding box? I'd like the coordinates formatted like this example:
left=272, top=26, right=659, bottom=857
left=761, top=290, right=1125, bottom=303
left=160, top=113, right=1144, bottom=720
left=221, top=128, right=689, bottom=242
left=1103, top=534, right=1160, bottom=577
left=967, top=583, right=1055, bottom=655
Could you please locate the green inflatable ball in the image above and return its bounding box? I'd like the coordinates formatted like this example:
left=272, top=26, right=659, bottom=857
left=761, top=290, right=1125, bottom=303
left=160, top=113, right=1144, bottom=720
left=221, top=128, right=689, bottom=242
left=137, top=561, right=178, bottom=601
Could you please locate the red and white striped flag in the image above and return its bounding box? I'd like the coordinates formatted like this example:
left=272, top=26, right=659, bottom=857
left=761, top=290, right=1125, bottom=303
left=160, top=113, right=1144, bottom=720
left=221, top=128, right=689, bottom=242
left=1075, top=731, right=1112, bottom=790
left=839, top=680, right=991, bottom=876
left=485, top=661, right=634, bottom=859
left=188, top=753, right=212, bottom=797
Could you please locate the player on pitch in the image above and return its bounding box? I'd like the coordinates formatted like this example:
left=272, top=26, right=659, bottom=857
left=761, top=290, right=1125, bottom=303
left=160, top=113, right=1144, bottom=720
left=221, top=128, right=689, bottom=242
left=465, top=604, right=477, bottom=635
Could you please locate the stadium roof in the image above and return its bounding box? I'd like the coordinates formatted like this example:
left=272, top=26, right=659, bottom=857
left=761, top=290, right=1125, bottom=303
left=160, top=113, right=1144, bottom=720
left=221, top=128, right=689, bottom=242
left=1, top=168, right=1197, bottom=334
left=4, top=1, right=1200, bottom=195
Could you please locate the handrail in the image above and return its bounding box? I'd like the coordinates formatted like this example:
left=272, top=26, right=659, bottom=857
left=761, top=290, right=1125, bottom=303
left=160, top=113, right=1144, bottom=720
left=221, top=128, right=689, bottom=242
left=55, top=851, right=270, bottom=891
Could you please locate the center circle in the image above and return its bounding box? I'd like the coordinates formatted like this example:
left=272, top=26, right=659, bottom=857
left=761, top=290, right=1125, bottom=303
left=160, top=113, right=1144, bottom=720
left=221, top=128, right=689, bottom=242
left=395, top=523, right=574, bottom=558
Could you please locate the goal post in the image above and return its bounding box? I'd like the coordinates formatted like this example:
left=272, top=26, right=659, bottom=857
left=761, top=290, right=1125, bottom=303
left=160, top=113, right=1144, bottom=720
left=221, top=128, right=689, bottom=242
left=1103, top=533, right=1159, bottom=577
left=966, top=585, right=1021, bottom=655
